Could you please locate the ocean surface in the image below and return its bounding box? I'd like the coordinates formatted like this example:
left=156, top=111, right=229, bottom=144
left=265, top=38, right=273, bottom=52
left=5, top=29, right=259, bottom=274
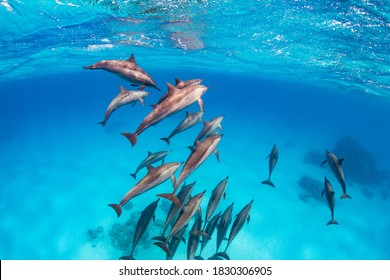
left=0, top=0, right=389, bottom=260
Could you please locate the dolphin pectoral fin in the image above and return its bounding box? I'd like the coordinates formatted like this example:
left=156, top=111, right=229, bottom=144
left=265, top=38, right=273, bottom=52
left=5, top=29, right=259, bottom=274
left=119, top=255, right=136, bottom=260
left=139, top=98, right=146, bottom=107
left=327, top=220, right=339, bottom=226
left=131, top=103, right=136, bottom=107
left=157, top=193, right=181, bottom=208
left=108, top=204, right=122, bottom=217
left=121, top=132, right=137, bottom=147
left=198, top=98, right=204, bottom=111
left=154, top=86, right=161, bottom=91
left=171, top=175, right=176, bottom=188
left=219, top=124, right=223, bottom=131
left=321, top=159, right=327, bottom=167
left=261, top=180, right=275, bottom=188
left=214, top=149, right=220, bottom=162
left=341, top=193, right=352, bottom=199
left=338, top=158, right=344, bottom=165
left=154, top=242, right=171, bottom=258
left=160, top=137, right=171, bottom=145
left=137, top=84, right=146, bottom=91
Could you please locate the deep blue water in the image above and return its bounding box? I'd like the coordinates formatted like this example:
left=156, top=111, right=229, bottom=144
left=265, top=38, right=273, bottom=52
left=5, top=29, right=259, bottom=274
left=0, top=0, right=389, bottom=260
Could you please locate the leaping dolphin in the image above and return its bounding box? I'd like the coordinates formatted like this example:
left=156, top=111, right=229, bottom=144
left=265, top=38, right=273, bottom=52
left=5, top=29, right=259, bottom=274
left=321, top=177, right=339, bottom=226
left=261, top=144, right=279, bottom=187
left=108, top=162, right=182, bottom=217
left=119, top=198, right=160, bottom=260
left=321, top=149, right=351, bottom=199
left=121, top=82, right=208, bottom=147
left=83, top=54, right=160, bottom=90
left=98, top=86, right=150, bottom=126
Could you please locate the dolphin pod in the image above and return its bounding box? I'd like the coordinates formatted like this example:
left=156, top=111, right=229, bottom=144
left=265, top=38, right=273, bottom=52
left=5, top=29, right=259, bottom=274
left=82, top=53, right=356, bottom=260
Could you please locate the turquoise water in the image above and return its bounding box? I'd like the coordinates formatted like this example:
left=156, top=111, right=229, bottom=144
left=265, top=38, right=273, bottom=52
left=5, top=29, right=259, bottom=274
left=0, top=0, right=389, bottom=260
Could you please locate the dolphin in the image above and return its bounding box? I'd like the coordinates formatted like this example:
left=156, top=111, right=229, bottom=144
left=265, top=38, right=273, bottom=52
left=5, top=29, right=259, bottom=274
left=321, top=177, right=339, bottom=226
left=83, top=54, right=160, bottom=91
left=187, top=216, right=203, bottom=260
left=216, top=202, right=234, bottom=253
left=130, top=150, right=172, bottom=179
left=166, top=224, right=188, bottom=260
left=98, top=86, right=150, bottom=127
left=198, top=211, right=221, bottom=258
left=158, top=133, right=222, bottom=207
left=321, top=149, right=351, bottom=199
left=121, top=82, right=208, bottom=147
left=160, top=110, right=204, bottom=145
left=191, top=115, right=224, bottom=147
left=216, top=199, right=254, bottom=260
left=153, top=191, right=206, bottom=258
left=155, top=78, right=203, bottom=105
left=108, top=162, right=182, bottom=217
left=157, top=182, right=195, bottom=239
left=261, top=144, right=279, bottom=187
left=119, top=198, right=160, bottom=260
left=203, top=176, right=228, bottom=229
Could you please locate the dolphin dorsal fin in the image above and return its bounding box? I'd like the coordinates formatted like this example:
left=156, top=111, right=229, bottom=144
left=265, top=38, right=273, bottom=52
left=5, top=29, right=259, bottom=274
left=338, top=158, right=344, bottom=165
left=185, top=111, right=191, bottom=118
left=147, top=151, right=153, bottom=156
left=119, top=85, right=127, bottom=94
left=146, top=165, right=156, bottom=173
left=175, top=78, right=183, bottom=85
left=195, top=140, right=202, bottom=147
left=167, top=82, right=180, bottom=96
left=128, top=54, right=136, bottom=63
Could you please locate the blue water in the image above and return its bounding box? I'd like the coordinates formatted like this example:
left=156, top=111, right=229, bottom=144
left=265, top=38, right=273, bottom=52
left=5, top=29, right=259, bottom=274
left=1, top=0, right=389, bottom=260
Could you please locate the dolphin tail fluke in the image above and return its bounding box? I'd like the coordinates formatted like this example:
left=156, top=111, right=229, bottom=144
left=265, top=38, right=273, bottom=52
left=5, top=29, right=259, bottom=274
left=160, top=137, right=171, bottom=145
left=261, top=180, right=275, bottom=188
left=327, top=220, right=339, bottom=226
left=157, top=193, right=181, bottom=208
left=215, top=252, right=230, bottom=260
left=194, top=255, right=204, bottom=260
left=97, top=120, right=107, bottom=127
left=341, top=193, right=352, bottom=199
left=129, top=173, right=136, bottom=179
left=119, top=255, right=136, bottom=260
left=108, top=203, right=122, bottom=217
left=154, top=242, right=171, bottom=258
left=121, top=132, right=137, bottom=147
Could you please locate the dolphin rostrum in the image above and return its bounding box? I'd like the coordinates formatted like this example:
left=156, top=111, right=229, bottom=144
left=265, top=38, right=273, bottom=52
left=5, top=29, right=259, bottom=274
left=261, top=144, right=279, bottom=187
left=322, top=177, right=339, bottom=225
left=158, top=133, right=222, bottom=207
left=108, top=162, right=182, bottom=217
left=216, top=199, right=254, bottom=260
left=153, top=191, right=206, bottom=258
left=119, top=198, right=160, bottom=260
left=83, top=54, right=160, bottom=90
left=160, top=110, right=204, bottom=145
left=98, top=86, right=150, bottom=126
left=130, top=150, right=172, bottom=179
left=216, top=202, right=234, bottom=253
left=321, top=149, right=351, bottom=199
left=204, top=176, right=228, bottom=229
left=121, top=82, right=208, bottom=147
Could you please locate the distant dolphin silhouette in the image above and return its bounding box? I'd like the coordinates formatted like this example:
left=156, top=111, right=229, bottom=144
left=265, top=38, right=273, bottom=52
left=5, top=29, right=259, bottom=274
left=83, top=54, right=160, bottom=90
left=262, top=144, right=279, bottom=187
left=321, top=149, right=351, bottom=199
left=321, top=177, right=339, bottom=226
